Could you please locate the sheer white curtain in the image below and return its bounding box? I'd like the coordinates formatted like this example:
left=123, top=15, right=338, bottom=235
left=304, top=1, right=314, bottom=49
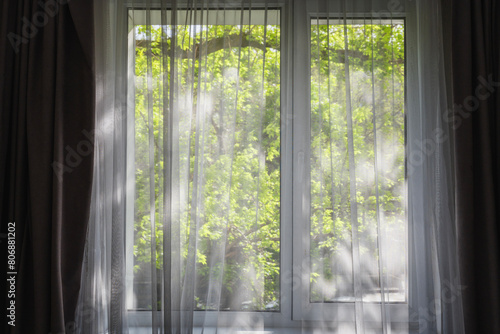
left=293, top=0, right=465, bottom=333
left=76, top=0, right=464, bottom=333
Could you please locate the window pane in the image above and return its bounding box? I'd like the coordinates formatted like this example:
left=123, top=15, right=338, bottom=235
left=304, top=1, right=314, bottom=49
left=131, top=10, right=281, bottom=312
left=310, top=19, right=406, bottom=303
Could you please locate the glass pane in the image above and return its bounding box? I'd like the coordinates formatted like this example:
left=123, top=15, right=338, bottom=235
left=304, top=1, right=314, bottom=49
left=131, top=9, right=281, bottom=312
left=310, top=19, right=406, bottom=303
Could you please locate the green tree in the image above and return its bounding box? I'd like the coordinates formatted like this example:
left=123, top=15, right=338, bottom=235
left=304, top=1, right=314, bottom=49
left=132, top=20, right=406, bottom=309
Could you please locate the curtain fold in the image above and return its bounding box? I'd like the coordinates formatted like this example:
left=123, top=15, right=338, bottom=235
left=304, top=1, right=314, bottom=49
left=442, top=0, right=500, bottom=333
left=0, top=0, right=95, bottom=333
left=80, top=0, right=466, bottom=333
left=405, top=1, right=466, bottom=332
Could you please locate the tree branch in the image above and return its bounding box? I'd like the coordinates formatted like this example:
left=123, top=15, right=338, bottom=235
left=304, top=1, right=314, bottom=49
left=136, top=33, right=279, bottom=60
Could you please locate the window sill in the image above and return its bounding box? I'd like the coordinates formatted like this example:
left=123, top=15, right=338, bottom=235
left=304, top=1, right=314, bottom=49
left=127, top=306, right=415, bottom=333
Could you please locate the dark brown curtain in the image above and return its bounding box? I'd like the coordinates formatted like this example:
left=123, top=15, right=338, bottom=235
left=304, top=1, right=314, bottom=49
left=443, top=0, right=500, bottom=333
left=0, top=1, right=94, bottom=333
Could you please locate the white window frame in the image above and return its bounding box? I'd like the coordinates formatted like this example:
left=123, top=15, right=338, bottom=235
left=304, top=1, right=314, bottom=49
left=291, top=2, right=410, bottom=331
left=123, top=0, right=417, bottom=331
left=124, top=1, right=296, bottom=330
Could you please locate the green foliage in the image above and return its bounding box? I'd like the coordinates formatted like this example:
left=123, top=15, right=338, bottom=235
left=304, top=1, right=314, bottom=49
left=132, top=21, right=406, bottom=309
left=310, top=23, right=406, bottom=302
left=133, top=23, right=280, bottom=310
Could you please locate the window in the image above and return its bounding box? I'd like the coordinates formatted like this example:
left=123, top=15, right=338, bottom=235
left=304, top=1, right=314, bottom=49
left=125, top=6, right=285, bottom=322
left=124, top=1, right=408, bottom=330
left=292, top=16, right=407, bottom=325
left=309, top=18, right=406, bottom=304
